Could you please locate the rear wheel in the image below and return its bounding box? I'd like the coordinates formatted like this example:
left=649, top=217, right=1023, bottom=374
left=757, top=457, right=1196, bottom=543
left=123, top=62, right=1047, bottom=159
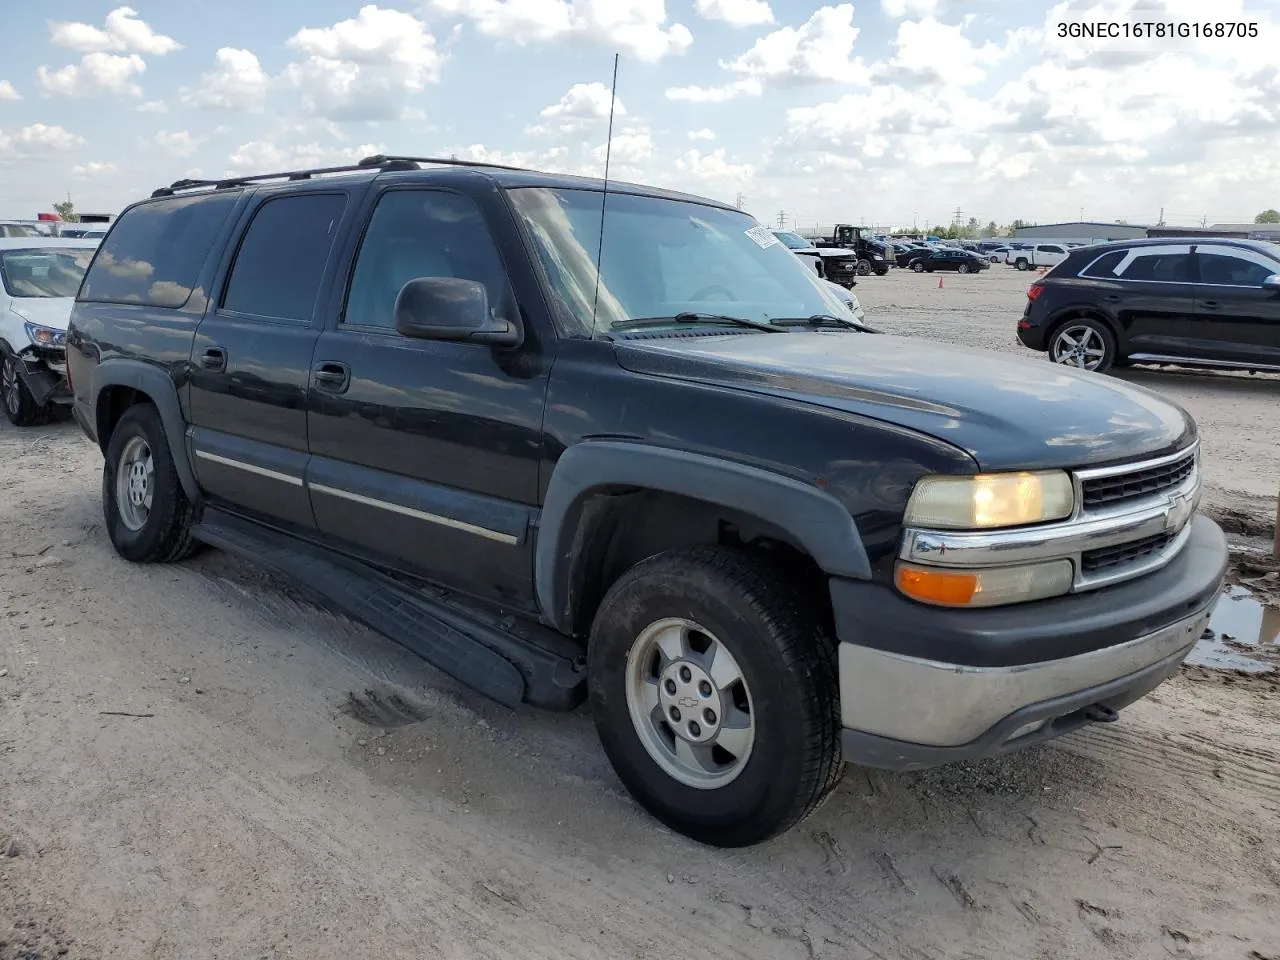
left=588, top=547, right=842, bottom=847
left=102, top=403, right=198, bottom=563
left=1016, top=259, right=1030, bottom=271
left=1048, top=318, right=1117, bottom=373
left=957, top=263, right=971, bottom=274
left=2, top=353, right=48, bottom=427
left=911, top=261, right=925, bottom=273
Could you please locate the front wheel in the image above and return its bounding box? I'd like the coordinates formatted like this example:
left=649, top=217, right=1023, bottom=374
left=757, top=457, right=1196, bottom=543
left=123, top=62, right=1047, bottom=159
left=588, top=548, right=842, bottom=847
left=102, top=403, right=199, bottom=563
left=856, top=259, right=872, bottom=276
left=2, top=353, right=48, bottom=427
left=957, top=263, right=971, bottom=274
left=1048, top=317, right=1117, bottom=373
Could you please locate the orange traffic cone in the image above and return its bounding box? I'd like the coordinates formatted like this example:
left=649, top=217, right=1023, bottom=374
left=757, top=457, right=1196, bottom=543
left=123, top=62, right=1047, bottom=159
left=937, top=276, right=944, bottom=289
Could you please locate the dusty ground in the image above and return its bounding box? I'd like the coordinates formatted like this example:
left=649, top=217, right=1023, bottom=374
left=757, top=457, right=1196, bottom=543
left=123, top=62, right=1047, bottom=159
left=3, top=274, right=1279, bottom=959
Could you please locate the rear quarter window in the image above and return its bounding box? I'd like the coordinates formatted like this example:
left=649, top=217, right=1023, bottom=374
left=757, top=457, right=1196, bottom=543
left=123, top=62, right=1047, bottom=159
left=79, top=192, right=239, bottom=309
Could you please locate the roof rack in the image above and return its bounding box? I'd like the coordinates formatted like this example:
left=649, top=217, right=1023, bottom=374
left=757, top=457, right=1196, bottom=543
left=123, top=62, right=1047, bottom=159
left=150, top=154, right=534, bottom=198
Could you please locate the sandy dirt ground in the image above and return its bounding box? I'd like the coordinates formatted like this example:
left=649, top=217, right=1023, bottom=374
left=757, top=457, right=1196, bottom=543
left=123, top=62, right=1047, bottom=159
left=3, top=272, right=1279, bottom=959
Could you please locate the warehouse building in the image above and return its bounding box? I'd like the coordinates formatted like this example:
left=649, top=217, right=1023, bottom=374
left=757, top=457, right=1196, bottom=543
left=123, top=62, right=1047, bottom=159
left=1013, top=221, right=1149, bottom=242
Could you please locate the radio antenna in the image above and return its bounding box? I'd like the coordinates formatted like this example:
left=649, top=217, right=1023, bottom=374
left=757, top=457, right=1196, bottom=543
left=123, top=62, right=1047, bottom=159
left=589, top=53, right=620, bottom=338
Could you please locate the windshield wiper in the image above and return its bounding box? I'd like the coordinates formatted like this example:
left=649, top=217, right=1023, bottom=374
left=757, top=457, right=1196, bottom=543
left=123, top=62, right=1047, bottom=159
left=612, top=312, right=786, bottom=333
left=772, top=314, right=876, bottom=333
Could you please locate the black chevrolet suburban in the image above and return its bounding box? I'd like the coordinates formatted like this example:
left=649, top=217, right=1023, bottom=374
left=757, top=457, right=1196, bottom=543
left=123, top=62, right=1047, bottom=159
left=67, top=156, right=1227, bottom=847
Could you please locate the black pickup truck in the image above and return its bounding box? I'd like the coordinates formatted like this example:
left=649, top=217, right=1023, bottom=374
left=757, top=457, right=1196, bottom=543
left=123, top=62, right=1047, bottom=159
left=67, top=156, right=1227, bottom=848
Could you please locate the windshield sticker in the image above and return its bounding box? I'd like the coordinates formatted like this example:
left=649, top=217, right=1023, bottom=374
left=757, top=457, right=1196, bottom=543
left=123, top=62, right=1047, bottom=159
left=745, top=225, right=779, bottom=249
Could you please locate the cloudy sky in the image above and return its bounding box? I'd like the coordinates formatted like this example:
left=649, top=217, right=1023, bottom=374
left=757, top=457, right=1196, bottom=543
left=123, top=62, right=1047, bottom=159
left=0, top=0, right=1276, bottom=231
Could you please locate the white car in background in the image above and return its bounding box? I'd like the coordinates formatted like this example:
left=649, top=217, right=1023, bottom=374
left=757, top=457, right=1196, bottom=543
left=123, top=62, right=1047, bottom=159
left=0, top=238, right=99, bottom=426
left=772, top=230, right=826, bottom=278
left=826, top=279, right=865, bottom=323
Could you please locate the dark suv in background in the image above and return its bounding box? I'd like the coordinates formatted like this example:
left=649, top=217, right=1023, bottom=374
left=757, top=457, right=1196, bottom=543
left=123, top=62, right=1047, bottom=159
left=66, top=155, right=1226, bottom=848
left=1017, top=238, right=1280, bottom=373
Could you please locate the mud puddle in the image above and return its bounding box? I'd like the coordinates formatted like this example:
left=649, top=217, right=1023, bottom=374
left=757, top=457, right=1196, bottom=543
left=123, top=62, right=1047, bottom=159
left=1187, top=585, right=1280, bottom=673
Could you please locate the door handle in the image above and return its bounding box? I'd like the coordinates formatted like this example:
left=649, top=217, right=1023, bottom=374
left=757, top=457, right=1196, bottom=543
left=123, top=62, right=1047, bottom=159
left=200, top=347, right=226, bottom=371
left=1103, top=295, right=1121, bottom=302
left=1201, top=300, right=1219, bottom=309
left=312, top=361, right=350, bottom=393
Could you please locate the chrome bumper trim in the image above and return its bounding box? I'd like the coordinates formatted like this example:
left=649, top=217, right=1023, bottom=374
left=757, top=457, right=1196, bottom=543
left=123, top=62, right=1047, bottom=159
left=837, top=606, right=1212, bottom=747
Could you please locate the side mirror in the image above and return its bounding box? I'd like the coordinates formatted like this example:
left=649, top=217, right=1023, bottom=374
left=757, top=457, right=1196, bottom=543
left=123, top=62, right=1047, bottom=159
left=1262, top=274, right=1280, bottom=292
left=393, top=277, right=521, bottom=347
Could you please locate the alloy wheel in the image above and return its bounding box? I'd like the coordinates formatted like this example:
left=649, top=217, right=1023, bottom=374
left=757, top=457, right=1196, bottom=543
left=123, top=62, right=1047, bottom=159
left=115, top=435, right=155, bottom=531
left=624, top=617, right=755, bottom=790
left=1051, top=324, right=1108, bottom=370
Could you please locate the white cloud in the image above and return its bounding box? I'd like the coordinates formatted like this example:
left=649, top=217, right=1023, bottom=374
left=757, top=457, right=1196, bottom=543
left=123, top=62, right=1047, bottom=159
left=226, top=141, right=384, bottom=173
left=666, top=78, right=762, bottom=102
left=73, top=161, right=120, bottom=177
left=281, top=6, right=443, bottom=121
left=674, top=147, right=754, bottom=184
left=182, top=48, right=269, bottom=111
left=688, top=128, right=716, bottom=141
left=153, top=130, right=202, bottom=158
left=719, top=4, right=870, bottom=87
left=694, top=0, right=774, bottom=27
left=136, top=100, right=167, bottom=114
left=592, top=130, right=654, bottom=166
left=877, top=17, right=1016, bottom=87
left=36, top=53, right=146, bottom=98
left=49, top=6, right=181, bottom=55
left=880, top=0, right=948, bottom=16
left=530, top=81, right=625, bottom=135
left=0, top=80, right=20, bottom=101
left=0, top=123, right=86, bottom=155
left=427, top=0, right=692, bottom=62
left=449, top=143, right=574, bottom=172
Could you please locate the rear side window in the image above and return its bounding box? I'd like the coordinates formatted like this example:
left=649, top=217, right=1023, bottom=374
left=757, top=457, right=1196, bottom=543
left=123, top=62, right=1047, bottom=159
left=1080, top=250, right=1127, bottom=278
left=79, top=193, right=238, bottom=308
left=1120, top=252, right=1193, bottom=282
left=221, top=193, right=347, bottom=322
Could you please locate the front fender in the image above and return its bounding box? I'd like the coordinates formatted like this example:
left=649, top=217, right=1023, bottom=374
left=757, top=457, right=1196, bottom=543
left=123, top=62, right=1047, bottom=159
left=91, top=358, right=199, bottom=500
left=535, top=440, right=871, bottom=633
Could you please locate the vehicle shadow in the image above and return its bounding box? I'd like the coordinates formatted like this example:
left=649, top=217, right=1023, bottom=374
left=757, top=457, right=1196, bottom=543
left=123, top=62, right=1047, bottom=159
left=1114, top=365, right=1280, bottom=394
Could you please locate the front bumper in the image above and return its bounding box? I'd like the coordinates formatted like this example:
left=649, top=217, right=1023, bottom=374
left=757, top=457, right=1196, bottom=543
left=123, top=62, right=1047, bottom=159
left=832, top=514, right=1227, bottom=771
left=13, top=347, right=71, bottom=406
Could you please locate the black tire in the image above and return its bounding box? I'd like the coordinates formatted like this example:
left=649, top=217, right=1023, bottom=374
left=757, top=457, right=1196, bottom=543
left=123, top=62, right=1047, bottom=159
left=1, top=353, right=49, bottom=427
left=957, top=263, right=970, bottom=275
left=102, top=403, right=198, bottom=563
left=1047, top=316, right=1118, bottom=374
left=1015, top=259, right=1030, bottom=271
left=588, top=547, right=842, bottom=847
left=911, top=261, right=925, bottom=273
left=856, top=259, right=872, bottom=276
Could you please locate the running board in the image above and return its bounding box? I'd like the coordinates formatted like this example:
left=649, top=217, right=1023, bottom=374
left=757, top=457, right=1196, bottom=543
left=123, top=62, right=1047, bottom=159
left=192, top=510, right=586, bottom=711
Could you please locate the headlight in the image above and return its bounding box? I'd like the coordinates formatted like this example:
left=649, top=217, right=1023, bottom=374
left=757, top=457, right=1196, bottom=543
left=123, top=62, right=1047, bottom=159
left=904, top=471, right=1074, bottom=530
left=24, top=322, right=67, bottom=348
left=895, top=559, right=1074, bottom=607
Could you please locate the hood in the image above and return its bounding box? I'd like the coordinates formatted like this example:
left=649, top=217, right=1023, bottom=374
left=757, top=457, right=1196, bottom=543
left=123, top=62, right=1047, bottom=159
left=614, top=332, right=1195, bottom=471
left=816, top=248, right=857, bottom=259
left=8, top=297, right=75, bottom=331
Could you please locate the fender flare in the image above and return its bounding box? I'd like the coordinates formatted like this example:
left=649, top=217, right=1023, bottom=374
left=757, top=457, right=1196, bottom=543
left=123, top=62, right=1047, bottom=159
left=91, top=358, right=199, bottom=500
left=535, top=441, right=871, bottom=633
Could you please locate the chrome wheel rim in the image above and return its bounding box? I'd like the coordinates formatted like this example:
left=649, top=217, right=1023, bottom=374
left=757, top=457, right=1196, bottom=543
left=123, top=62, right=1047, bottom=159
left=2, top=357, right=19, bottom=415
left=624, top=617, right=755, bottom=790
left=1051, top=324, right=1107, bottom=370
left=115, top=435, right=154, bottom=531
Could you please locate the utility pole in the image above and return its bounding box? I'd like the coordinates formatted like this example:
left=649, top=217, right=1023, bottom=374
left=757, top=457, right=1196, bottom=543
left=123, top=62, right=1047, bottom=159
left=1079, top=206, right=1084, bottom=221
left=1158, top=206, right=1165, bottom=226
left=735, top=192, right=746, bottom=210
left=776, top=210, right=787, bottom=229
left=951, top=207, right=964, bottom=229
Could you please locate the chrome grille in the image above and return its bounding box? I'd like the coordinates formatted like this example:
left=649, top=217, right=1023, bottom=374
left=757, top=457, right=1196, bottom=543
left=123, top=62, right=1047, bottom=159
left=1081, top=451, right=1195, bottom=509
left=1080, top=531, right=1175, bottom=573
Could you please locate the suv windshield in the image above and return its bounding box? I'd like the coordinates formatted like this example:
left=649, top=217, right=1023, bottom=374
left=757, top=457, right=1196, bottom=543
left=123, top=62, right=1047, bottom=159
left=509, top=188, right=848, bottom=336
left=0, top=247, right=96, bottom=298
